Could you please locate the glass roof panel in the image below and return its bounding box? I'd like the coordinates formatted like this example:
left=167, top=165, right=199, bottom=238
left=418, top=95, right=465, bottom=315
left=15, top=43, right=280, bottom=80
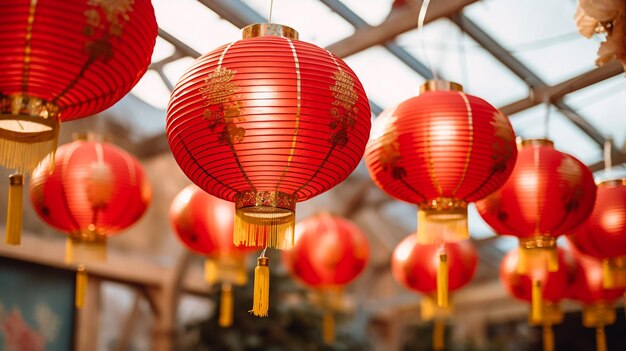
left=464, top=0, right=599, bottom=85
left=163, top=57, right=198, bottom=88
left=343, top=46, right=425, bottom=109
left=337, top=0, right=393, bottom=26
left=130, top=70, right=171, bottom=110
left=395, top=18, right=528, bottom=107
left=152, top=37, right=176, bottom=63
left=241, top=0, right=354, bottom=47
left=510, top=104, right=603, bottom=165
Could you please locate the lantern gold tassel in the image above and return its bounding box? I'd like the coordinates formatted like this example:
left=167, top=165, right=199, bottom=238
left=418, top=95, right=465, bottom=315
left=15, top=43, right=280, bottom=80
left=64, top=237, right=107, bottom=264
left=417, top=207, right=468, bottom=244
left=250, top=255, right=269, bottom=317
left=433, top=319, right=445, bottom=351
left=235, top=208, right=294, bottom=250
left=323, top=309, right=335, bottom=344
left=602, top=258, right=626, bottom=289
left=531, top=279, right=543, bottom=322
left=218, top=283, right=234, bottom=327
left=437, top=250, right=449, bottom=308
left=5, top=173, right=23, bottom=245
left=596, top=326, right=607, bottom=351
left=75, top=264, right=88, bottom=309
left=517, top=238, right=558, bottom=274
left=542, top=324, right=554, bottom=351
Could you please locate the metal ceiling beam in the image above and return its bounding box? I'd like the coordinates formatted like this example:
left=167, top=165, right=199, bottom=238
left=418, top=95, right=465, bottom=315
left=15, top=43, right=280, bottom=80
left=197, top=0, right=265, bottom=28
left=326, top=0, right=478, bottom=58
left=451, top=13, right=623, bottom=159
left=158, top=28, right=200, bottom=59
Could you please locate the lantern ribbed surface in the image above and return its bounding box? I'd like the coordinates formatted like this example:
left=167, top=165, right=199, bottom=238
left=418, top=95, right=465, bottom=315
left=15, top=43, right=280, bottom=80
left=166, top=23, right=371, bottom=250
left=0, top=0, right=156, bottom=172
left=391, top=235, right=477, bottom=294
left=365, top=82, right=517, bottom=244
left=29, top=140, right=151, bottom=239
left=282, top=213, right=369, bottom=288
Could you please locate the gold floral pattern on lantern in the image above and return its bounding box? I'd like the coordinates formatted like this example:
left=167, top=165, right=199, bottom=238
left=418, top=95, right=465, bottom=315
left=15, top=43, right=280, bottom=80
left=200, top=67, right=245, bottom=145
left=329, top=70, right=358, bottom=148
left=83, top=0, right=135, bottom=60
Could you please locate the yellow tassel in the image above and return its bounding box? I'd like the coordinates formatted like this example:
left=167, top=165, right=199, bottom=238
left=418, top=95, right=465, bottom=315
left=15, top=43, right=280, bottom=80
left=65, top=237, right=107, bottom=265
left=531, top=279, right=543, bottom=323
left=433, top=319, right=445, bottom=351
left=205, top=259, right=218, bottom=285
left=75, top=265, right=88, bottom=309
left=417, top=208, right=468, bottom=244
left=517, top=241, right=558, bottom=274
left=250, top=256, right=269, bottom=317
left=542, top=324, right=554, bottom=351
left=234, top=208, right=294, bottom=249
left=602, top=258, right=626, bottom=289
left=218, top=283, right=234, bottom=327
left=323, top=309, right=335, bottom=344
left=596, top=326, right=607, bottom=351
left=437, top=250, right=449, bottom=308
left=5, top=174, right=23, bottom=245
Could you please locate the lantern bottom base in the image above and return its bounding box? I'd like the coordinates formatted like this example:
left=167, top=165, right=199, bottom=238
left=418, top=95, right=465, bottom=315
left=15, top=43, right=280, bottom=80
left=234, top=206, right=294, bottom=250
left=65, top=237, right=107, bottom=264
left=417, top=207, right=468, bottom=244
left=518, top=237, right=558, bottom=274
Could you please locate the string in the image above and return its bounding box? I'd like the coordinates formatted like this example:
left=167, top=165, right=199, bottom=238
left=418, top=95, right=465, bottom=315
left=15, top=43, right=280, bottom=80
left=543, top=98, right=551, bottom=139
left=604, top=139, right=613, bottom=178
left=259, top=246, right=268, bottom=259
left=417, top=0, right=437, bottom=80
left=268, top=0, right=275, bottom=23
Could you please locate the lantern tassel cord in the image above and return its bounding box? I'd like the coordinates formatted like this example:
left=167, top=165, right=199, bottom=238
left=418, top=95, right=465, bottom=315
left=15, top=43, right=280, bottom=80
left=218, top=283, right=234, bottom=327
left=542, top=324, right=554, bottom=351
left=531, top=279, right=543, bottom=322
left=323, top=309, right=335, bottom=345
left=436, top=249, right=449, bottom=308
left=5, top=173, right=23, bottom=245
left=250, top=249, right=270, bottom=317
left=596, top=325, right=607, bottom=351
left=75, top=264, right=88, bottom=309
left=433, top=319, right=445, bottom=351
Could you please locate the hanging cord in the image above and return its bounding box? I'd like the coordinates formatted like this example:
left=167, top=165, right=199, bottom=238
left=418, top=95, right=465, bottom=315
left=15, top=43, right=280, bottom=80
left=604, top=138, right=613, bottom=178
left=543, top=97, right=551, bottom=139
left=417, top=0, right=437, bottom=80
left=268, top=0, right=275, bottom=23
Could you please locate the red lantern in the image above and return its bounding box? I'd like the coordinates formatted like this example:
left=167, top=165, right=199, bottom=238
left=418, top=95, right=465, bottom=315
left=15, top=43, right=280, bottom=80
left=391, top=235, right=477, bottom=350
left=365, top=80, right=517, bottom=245
left=1, top=0, right=157, bottom=245
left=570, top=179, right=626, bottom=289
left=170, top=184, right=257, bottom=327
left=166, top=23, right=371, bottom=251
left=282, top=213, right=369, bottom=343
left=477, top=139, right=597, bottom=274
left=30, top=138, right=151, bottom=307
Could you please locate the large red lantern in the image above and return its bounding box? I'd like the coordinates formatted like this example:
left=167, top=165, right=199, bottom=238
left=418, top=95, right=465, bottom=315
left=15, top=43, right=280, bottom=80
left=30, top=138, right=151, bottom=307
left=282, top=213, right=369, bottom=343
left=170, top=184, right=258, bottom=327
left=570, top=179, right=626, bottom=289
left=477, top=139, right=596, bottom=274
left=1, top=0, right=156, bottom=245
left=500, top=247, right=577, bottom=351
left=391, top=235, right=477, bottom=350
left=365, top=80, right=517, bottom=245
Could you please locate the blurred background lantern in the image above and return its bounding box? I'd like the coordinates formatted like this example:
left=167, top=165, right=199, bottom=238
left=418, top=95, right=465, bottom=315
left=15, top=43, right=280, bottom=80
left=170, top=184, right=258, bottom=327
left=0, top=0, right=156, bottom=245
left=365, top=80, right=517, bottom=245
left=166, top=22, right=371, bottom=317
left=500, top=247, right=578, bottom=351
left=30, top=138, right=151, bottom=308
left=477, top=139, right=596, bottom=275
left=391, top=235, right=477, bottom=351
left=568, top=249, right=625, bottom=351
left=282, top=213, right=369, bottom=344
left=570, top=179, right=626, bottom=289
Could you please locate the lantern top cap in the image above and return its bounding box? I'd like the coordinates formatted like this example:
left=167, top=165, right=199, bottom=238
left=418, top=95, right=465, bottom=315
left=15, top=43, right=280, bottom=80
left=419, top=80, right=463, bottom=93
left=242, top=23, right=299, bottom=40
left=517, top=138, right=554, bottom=148
left=597, top=178, right=626, bottom=187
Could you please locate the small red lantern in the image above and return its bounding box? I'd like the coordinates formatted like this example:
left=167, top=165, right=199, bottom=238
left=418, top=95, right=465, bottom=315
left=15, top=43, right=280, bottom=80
left=500, top=247, right=577, bottom=351
left=365, top=80, right=517, bottom=245
left=1, top=0, right=156, bottom=245
left=170, top=184, right=258, bottom=327
left=569, top=251, right=625, bottom=351
left=30, top=138, right=151, bottom=307
left=391, top=235, right=477, bottom=350
left=282, top=213, right=369, bottom=343
left=570, top=179, right=626, bottom=288
left=477, top=139, right=596, bottom=274
left=167, top=22, right=371, bottom=317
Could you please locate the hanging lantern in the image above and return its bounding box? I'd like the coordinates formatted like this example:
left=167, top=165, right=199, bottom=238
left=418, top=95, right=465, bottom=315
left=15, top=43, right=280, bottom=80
left=477, top=139, right=596, bottom=274
left=365, top=80, right=517, bottom=245
left=568, top=250, right=624, bottom=351
left=0, top=0, right=157, bottom=245
left=500, top=247, right=577, bottom=351
left=30, top=139, right=151, bottom=308
left=170, top=184, right=258, bottom=327
left=391, top=235, right=477, bottom=351
left=282, top=213, right=369, bottom=344
left=570, top=179, right=626, bottom=289
left=166, top=23, right=371, bottom=317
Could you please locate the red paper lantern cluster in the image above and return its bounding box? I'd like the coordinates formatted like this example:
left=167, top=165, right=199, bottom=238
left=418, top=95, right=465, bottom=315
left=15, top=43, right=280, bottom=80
left=365, top=80, right=517, bottom=244
left=166, top=23, right=371, bottom=250
left=477, top=139, right=596, bottom=273
left=570, top=179, right=626, bottom=288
